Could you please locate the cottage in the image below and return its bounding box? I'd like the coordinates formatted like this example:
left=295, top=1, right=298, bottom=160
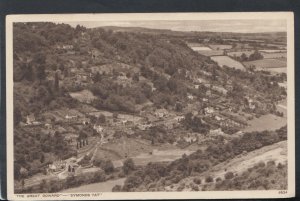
left=209, top=128, right=224, bottom=135
left=174, top=116, right=185, bottom=122
left=90, top=48, right=103, bottom=59
left=155, top=109, right=168, bottom=118
left=26, top=114, right=35, bottom=125
left=44, top=123, right=53, bottom=129
left=62, top=44, right=73, bottom=50
left=204, top=107, right=215, bottom=115
left=187, top=93, right=194, bottom=100
left=93, top=124, right=104, bottom=133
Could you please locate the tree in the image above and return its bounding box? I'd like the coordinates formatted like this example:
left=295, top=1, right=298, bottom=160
left=33, top=53, right=46, bottom=81
left=40, top=154, right=45, bottom=163
left=103, top=160, right=114, bottom=174
left=54, top=71, right=59, bottom=91
left=24, top=64, right=35, bottom=82
left=93, top=72, right=102, bottom=83
left=225, top=171, right=234, bottom=180
left=123, top=158, right=135, bottom=175
left=112, top=185, right=122, bottom=192
left=14, top=107, right=22, bottom=126
left=132, top=73, right=139, bottom=82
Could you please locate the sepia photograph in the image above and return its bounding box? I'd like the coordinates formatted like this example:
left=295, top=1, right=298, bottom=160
left=6, top=12, right=295, bottom=199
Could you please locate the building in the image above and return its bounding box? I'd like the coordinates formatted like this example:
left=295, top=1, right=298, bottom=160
left=93, top=124, right=104, bottom=133
left=204, top=107, right=215, bottom=115
left=26, top=114, right=35, bottom=125
left=90, top=48, right=103, bottom=59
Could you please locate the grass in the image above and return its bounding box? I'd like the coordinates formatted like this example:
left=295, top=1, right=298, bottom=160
left=210, top=56, right=245, bottom=70
left=69, top=89, right=96, bottom=103
left=243, top=59, right=286, bottom=68
left=243, top=114, right=286, bottom=132
left=197, top=50, right=224, bottom=56
left=209, top=44, right=232, bottom=50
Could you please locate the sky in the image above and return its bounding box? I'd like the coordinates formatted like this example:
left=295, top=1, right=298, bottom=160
left=65, top=20, right=286, bottom=33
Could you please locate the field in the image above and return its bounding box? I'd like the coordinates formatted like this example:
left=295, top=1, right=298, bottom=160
left=210, top=56, right=245, bottom=70
left=243, top=59, right=286, bottom=69
left=197, top=50, right=223, bottom=56
left=261, top=52, right=287, bottom=59
left=69, top=89, right=96, bottom=103
left=190, top=46, right=212, bottom=51
left=259, top=50, right=286, bottom=53
left=227, top=50, right=254, bottom=57
left=209, top=44, right=232, bottom=50
left=242, top=113, right=286, bottom=132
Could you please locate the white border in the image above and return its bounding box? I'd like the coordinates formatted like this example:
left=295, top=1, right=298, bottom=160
left=6, top=12, right=295, bottom=200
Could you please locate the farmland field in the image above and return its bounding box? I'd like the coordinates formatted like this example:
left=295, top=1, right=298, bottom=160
left=190, top=46, right=212, bottom=51
left=243, top=59, right=286, bottom=68
left=209, top=44, right=232, bottom=50
left=261, top=52, right=287, bottom=59
left=259, top=50, right=286, bottom=53
left=227, top=50, right=254, bottom=57
left=197, top=50, right=223, bottom=56
left=211, top=56, right=245, bottom=70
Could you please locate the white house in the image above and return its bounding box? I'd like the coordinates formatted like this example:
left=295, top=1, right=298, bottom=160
left=93, top=124, right=104, bottom=133
left=204, top=107, right=215, bottom=115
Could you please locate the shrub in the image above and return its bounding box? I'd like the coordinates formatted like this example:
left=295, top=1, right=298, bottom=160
left=193, top=177, right=202, bottom=185
left=277, top=163, right=284, bottom=169
left=216, top=177, right=222, bottom=182
left=258, top=161, right=265, bottom=168
left=123, top=158, right=135, bottom=175
left=112, top=185, right=122, bottom=192
left=205, top=176, right=213, bottom=183
left=224, top=172, right=234, bottom=180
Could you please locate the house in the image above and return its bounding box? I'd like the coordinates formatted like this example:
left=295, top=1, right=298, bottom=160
left=62, top=44, right=73, bottom=50
left=155, top=109, right=168, bottom=118
left=206, top=90, right=212, bottom=97
left=26, top=114, right=35, bottom=125
left=214, top=115, right=223, bottom=121
left=44, top=123, right=53, bottom=129
left=209, top=128, right=224, bottom=135
left=138, top=123, right=152, bottom=131
left=187, top=93, right=194, bottom=100
left=47, top=160, right=66, bottom=173
left=90, top=48, right=103, bottom=59
left=174, top=116, right=185, bottom=122
left=204, top=107, right=215, bottom=115
left=93, top=124, right=104, bottom=133
left=183, top=135, right=197, bottom=143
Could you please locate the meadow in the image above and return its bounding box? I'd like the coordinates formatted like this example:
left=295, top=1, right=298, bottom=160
left=243, top=59, right=286, bottom=68
left=210, top=56, right=245, bottom=70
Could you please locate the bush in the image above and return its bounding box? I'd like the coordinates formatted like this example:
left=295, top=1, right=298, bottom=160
left=112, top=185, right=122, bottom=192
left=193, top=177, right=202, bottom=185
left=205, top=176, right=213, bottom=183
left=192, top=185, right=199, bottom=191
left=216, top=177, right=222, bottom=182
left=123, top=158, right=135, bottom=175
left=224, top=172, right=234, bottom=180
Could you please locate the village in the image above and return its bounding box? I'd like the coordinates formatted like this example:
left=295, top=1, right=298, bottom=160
left=13, top=22, right=287, bottom=193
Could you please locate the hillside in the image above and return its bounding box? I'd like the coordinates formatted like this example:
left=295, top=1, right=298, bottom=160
left=13, top=22, right=287, bottom=193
